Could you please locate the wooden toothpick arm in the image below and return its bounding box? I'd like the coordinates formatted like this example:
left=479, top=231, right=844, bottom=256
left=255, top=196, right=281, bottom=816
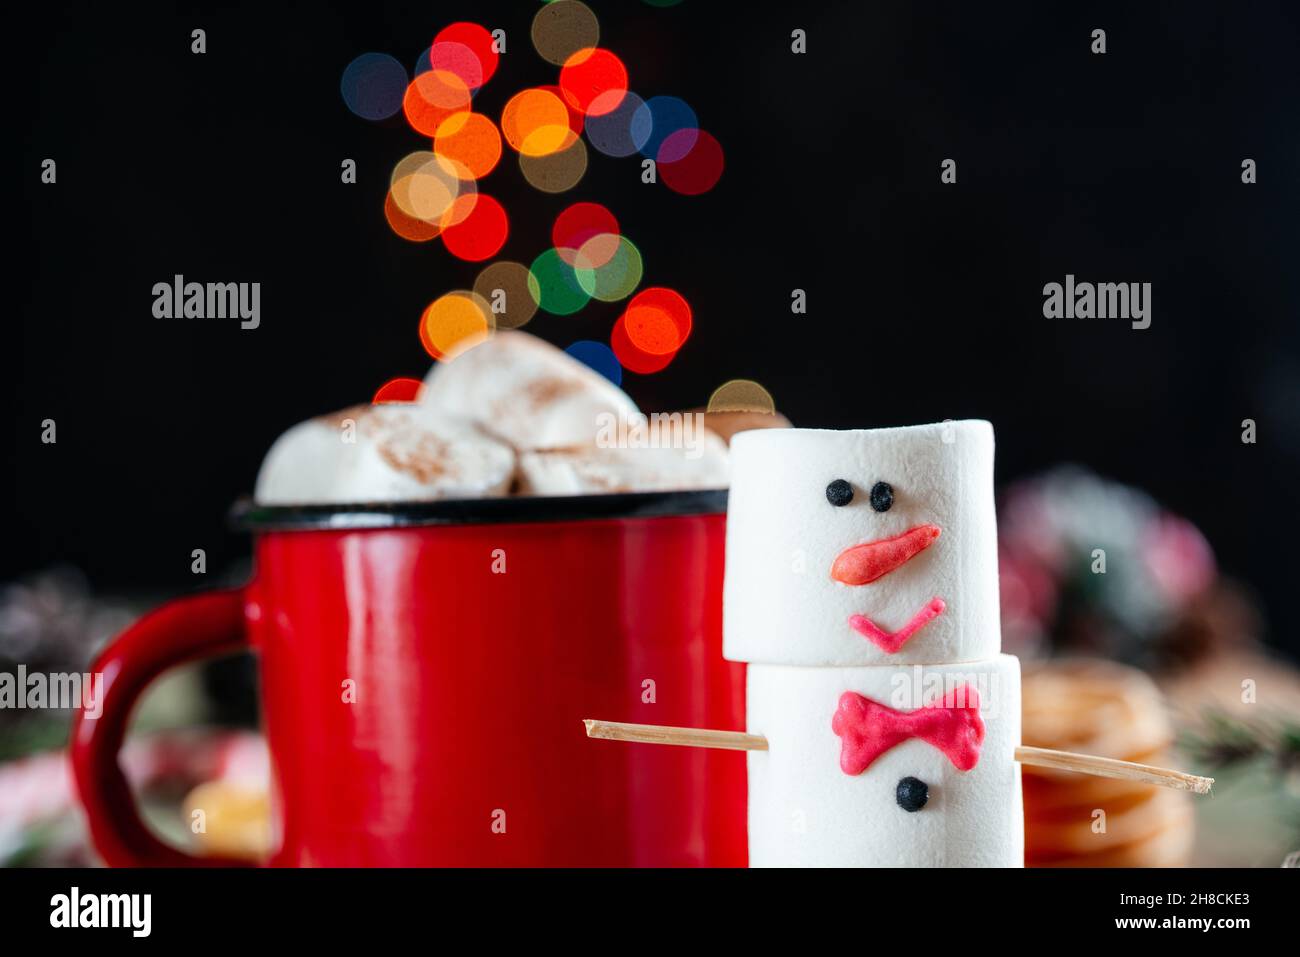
left=583, top=720, right=1213, bottom=794
left=1014, top=745, right=1213, bottom=794
left=584, top=719, right=768, bottom=752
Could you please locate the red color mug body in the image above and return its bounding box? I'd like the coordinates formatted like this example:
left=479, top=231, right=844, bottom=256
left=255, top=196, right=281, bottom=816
left=71, top=492, right=747, bottom=867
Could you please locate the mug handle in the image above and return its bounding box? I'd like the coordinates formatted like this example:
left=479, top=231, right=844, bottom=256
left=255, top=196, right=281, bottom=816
left=70, top=587, right=258, bottom=867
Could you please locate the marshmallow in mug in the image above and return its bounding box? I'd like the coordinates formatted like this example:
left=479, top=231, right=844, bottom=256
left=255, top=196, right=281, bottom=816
left=723, top=421, right=1000, bottom=667
left=746, top=654, right=1022, bottom=867
left=517, top=432, right=730, bottom=496
left=421, top=331, right=642, bottom=450
left=254, top=404, right=515, bottom=504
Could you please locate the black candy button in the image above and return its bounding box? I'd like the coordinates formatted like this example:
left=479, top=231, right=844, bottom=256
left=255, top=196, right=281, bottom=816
left=895, top=776, right=929, bottom=812
left=825, top=479, right=854, bottom=507
left=869, top=481, right=894, bottom=512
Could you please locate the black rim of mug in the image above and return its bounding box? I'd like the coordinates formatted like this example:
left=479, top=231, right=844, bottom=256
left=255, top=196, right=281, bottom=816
left=229, top=488, right=730, bottom=531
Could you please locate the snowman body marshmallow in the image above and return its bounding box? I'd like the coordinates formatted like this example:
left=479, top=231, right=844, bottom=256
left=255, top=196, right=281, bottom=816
left=724, top=421, right=1023, bottom=867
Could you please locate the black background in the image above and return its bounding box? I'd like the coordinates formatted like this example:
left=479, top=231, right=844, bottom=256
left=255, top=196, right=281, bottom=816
left=11, top=2, right=1300, bottom=655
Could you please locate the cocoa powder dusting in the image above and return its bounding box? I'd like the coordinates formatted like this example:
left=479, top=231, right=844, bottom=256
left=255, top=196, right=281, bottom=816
left=378, top=434, right=454, bottom=485
left=523, top=376, right=582, bottom=409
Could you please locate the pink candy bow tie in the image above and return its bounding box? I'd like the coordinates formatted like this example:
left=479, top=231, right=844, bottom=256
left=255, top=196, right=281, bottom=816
left=831, top=685, right=985, bottom=775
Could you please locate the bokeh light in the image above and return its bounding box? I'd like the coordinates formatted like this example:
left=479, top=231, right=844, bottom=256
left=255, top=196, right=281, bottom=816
left=473, top=261, right=541, bottom=330
left=539, top=83, right=586, bottom=138
left=565, top=340, right=622, bottom=386
left=611, top=313, right=676, bottom=374
left=707, top=379, right=776, bottom=414
left=384, top=187, right=442, bottom=242
left=559, top=48, right=628, bottom=116
left=573, top=231, right=621, bottom=271
left=501, top=88, right=576, bottom=156
left=403, top=70, right=473, bottom=136
left=519, top=135, right=588, bottom=192
left=623, top=286, right=692, bottom=353
left=434, top=22, right=500, bottom=86
left=347, top=19, right=720, bottom=370
left=532, top=1, right=600, bottom=66
left=440, top=194, right=509, bottom=262
left=529, top=248, right=591, bottom=315
left=419, top=291, right=494, bottom=361
left=583, top=91, right=650, bottom=158
left=389, top=151, right=471, bottom=223
left=658, top=129, right=724, bottom=194
left=634, top=95, right=698, bottom=159
left=434, top=111, right=502, bottom=179
left=426, top=40, right=483, bottom=91
left=552, top=202, right=619, bottom=264
left=341, top=53, right=408, bottom=121
left=439, top=159, right=480, bottom=226
left=373, top=377, right=425, bottom=404
left=574, top=235, right=643, bottom=301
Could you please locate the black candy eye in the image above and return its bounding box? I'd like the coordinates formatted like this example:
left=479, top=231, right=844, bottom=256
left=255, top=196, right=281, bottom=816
left=825, top=479, right=853, bottom=507
left=869, top=481, right=894, bottom=512
left=895, top=776, right=929, bottom=812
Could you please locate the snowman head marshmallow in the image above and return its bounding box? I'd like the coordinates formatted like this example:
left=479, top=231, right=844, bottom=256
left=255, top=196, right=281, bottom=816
left=722, top=421, right=1001, bottom=667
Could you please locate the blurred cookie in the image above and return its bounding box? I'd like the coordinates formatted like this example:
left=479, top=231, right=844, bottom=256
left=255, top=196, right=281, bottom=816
left=1025, top=787, right=1189, bottom=855
left=1029, top=798, right=1194, bottom=867
left=1022, top=658, right=1194, bottom=868
left=1022, top=658, right=1171, bottom=761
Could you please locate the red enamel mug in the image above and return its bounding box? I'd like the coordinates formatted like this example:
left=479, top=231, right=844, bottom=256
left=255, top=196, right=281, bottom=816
left=71, top=491, right=747, bottom=867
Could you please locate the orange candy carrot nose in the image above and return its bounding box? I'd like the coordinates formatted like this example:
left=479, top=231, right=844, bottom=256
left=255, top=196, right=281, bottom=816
left=830, top=524, right=941, bottom=585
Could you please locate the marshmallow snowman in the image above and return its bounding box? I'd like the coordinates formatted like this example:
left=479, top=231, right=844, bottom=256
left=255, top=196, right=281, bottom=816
left=724, top=422, right=1024, bottom=867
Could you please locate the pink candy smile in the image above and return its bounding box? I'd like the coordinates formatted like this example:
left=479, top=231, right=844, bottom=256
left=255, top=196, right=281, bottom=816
left=848, top=597, right=946, bottom=653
